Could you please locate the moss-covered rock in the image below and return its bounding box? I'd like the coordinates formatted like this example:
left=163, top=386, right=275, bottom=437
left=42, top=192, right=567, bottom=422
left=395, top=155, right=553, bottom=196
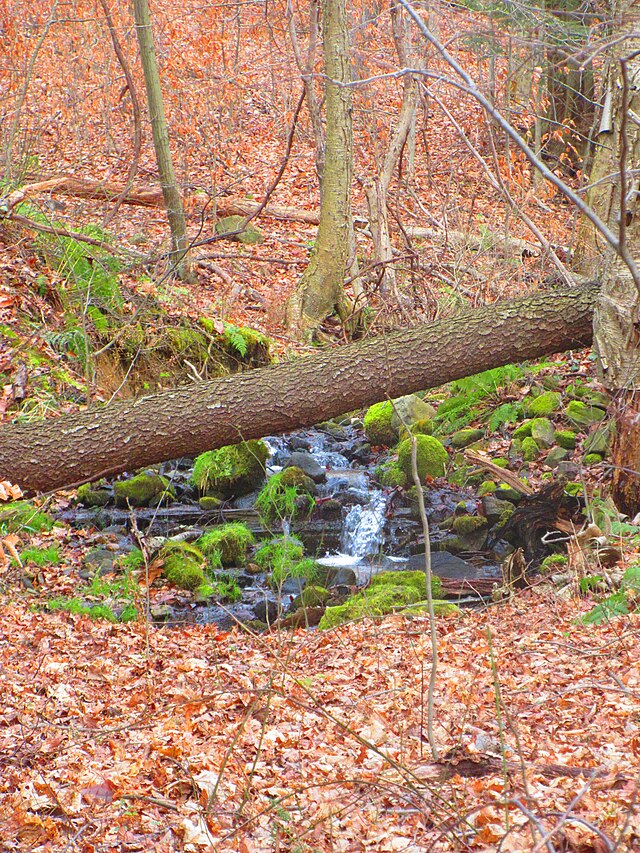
left=398, top=418, right=434, bottom=442
left=565, top=400, right=607, bottom=428
left=318, top=570, right=445, bottom=629
left=198, top=495, right=223, bottom=511
left=197, top=522, right=255, bottom=567
left=192, top=440, right=268, bottom=498
left=114, top=472, right=173, bottom=507
left=513, top=421, right=533, bottom=439
left=397, top=434, right=448, bottom=480
left=555, top=429, right=576, bottom=450
left=497, top=485, right=523, bottom=503
left=521, top=436, right=540, bottom=461
left=363, top=401, right=396, bottom=445
left=584, top=452, right=604, bottom=465
left=376, top=462, right=408, bottom=488
left=584, top=424, right=613, bottom=457
left=451, top=428, right=485, bottom=448
left=255, top=468, right=316, bottom=524
left=77, top=482, right=111, bottom=507
left=530, top=417, right=556, bottom=449
left=525, top=391, right=562, bottom=418
left=390, top=395, right=437, bottom=430
left=540, top=553, right=568, bottom=572
left=545, top=447, right=569, bottom=468
left=290, top=585, right=331, bottom=610
left=452, top=514, right=488, bottom=536
left=478, top=480, right=497, bottom=496
left=215, top=214, right=264, bottom=245
left=160, top=542, right=206, bottom=591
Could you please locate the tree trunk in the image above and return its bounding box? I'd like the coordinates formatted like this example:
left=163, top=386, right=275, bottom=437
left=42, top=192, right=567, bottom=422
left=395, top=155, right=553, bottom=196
left=0, top=284, right=598, bottom=494
left=580, top=0, right=640, bottom=516
left=133, top=0, right=193, bottom=281
left=285, top=0, right=353, bottom=339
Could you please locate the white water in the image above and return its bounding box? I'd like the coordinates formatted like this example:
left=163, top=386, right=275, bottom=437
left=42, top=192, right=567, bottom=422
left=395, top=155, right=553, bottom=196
left=340, top=489, right=387, bottom=558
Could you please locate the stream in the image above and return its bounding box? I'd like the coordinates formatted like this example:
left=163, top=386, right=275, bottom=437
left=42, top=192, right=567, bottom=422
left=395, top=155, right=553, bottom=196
left=63, top=422, right=503, bottom=629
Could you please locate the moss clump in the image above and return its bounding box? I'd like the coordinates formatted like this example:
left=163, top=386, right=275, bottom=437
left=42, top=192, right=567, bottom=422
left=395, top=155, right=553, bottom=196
left=197, top=522, right=254, bottom=567
left=555, top=429, right=576, bottom=450
left=160, top=542, right=206, bottom=591
left=540, top=553, right=568, bottom=572
left=478, top=480, right=497, bottom=496
left=521, top=436, right=540, bottom=461
left=530, top=417, right=556, bottom=449
left=513, top=421, right=533, bottom=439
left=397, top=434, right=448, bottom=480
left=525, top=391, right=562, bottom=418
left=114, top=472, right=173, bottom=508
left=319, top=570, right=444, bottom=628
left=363, top=401, right=396, bottom=445
left=451, top=515, right=488, bottom=536
left=398, top=418, right=434, bottom=442
left=0, top=501, right=55, bottom=533
left=198, top=496, right=223, bottom=511
left=376, top=462, right=408, bottom=488
left=255, top=469, right=316, bottom=525
left=565, top=400, right=606, bottom=428
left=77, top=482, right=111, bottom=507
left=290, top=585, right=331, bottom=609
left=451, top=428, right=485, bottom=449
left=584, top=452, right=603, bottom=465
left=215, top=215, right=264, bottom=245
left=192, top=440, right=268, bottom=498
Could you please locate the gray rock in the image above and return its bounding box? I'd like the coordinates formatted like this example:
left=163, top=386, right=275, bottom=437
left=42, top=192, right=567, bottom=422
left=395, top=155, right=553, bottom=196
left=482, top=494, right=515, bottom=526
left=545, top=447, right=569, bottom=469
left=530, top=418, right=556, bottom=448
left=284, top=452, right=327, bottom=483
left=390, top=394, right=437, bottom=429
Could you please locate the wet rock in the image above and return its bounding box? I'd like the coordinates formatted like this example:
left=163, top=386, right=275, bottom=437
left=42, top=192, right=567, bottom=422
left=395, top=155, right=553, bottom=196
left=284, top=452, right=327, bottom=483
left=82, top=547, right=116, bottom=576
left=253, top=598, right=280, bottom=624
left=481, top=494, right=515, bottom=526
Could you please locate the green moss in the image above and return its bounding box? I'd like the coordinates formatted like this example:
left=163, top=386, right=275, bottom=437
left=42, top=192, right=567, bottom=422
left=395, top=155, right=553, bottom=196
left=319, top=570, right=444, bottom=629
left=254, top=538, right=318, bottom=586
left=451, top=515, right=488, bottom=536
left=197, top=522, right=254, bottom=567
left=0, top=501, right=55, bottom=533
left=45, top=598, right=120, bottom=622
left=530, top=417, right=556, bottom=449
left=160, top=542, right=206, bottom=591
left=451, top=428, right=485, bottom=448
left=114, top=472, right=173, bottom=507
left=398, top=418, right=434, bottom=442
left=566, top=400, right=606, bottom=428
left=493, top=458, right=510, bottom=468
left=198, top=496, right=223, bottom=511
left=513, top=421, right=533, bottom=439
left=215, top=215, right=264, bottom=245
left=192, top=440, right=268, bottom=498
left=376, top=462, right=408, bottom=488
left=555, top=429, right=576, bottom=450
left=478, top=480, right=497, bottom=496
left=116, top=548, right=145, bottom=572
left=521, top=436, right=540, bottom=461
left=290, top=585, right=331, bottom=609
left=363, top=401, right=396, bottom=445
left=540, top=553, right=568, bottom=572
left=255, top=469, right=315, bottom=525
left=397, top=434, right=448, bottom=480
left=525, top=391, right=562, bottom=418
left=584, top=452, right=603, bottom=465
left=77, top=482, right=111, bottom=507
left=18, top=545, right=60, bottom=567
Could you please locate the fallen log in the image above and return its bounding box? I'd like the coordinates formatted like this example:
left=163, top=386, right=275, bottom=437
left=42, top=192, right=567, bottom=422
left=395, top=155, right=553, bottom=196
left=1, top=176, right=164, bottom=211
left=0, top=283, right=598, bottom=494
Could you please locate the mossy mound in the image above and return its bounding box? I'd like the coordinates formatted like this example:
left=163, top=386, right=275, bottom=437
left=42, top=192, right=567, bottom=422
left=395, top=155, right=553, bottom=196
left=319, top=570, right=444, bottom=629
left=451, top=428, right=485, bottom=449
left=530, top=418, right=555, bottom=449
left=584, top=424, right=613, bottom=457
left=521, top=436, right=540, bottom=461
left=215, top=215, right=264, bottom=245
left=397, top=434, right=448, bottom=480
left=197, top=522, right=255, bottom=567
left=513, top=421, right=533, bottom=439
left=555, top=429, right=576, bottom=450
left=114, top=472, right=173, bottom=507
left=77, top=482, right=111, bottom=507
left=0, top=501, right=55, bottom=533
left=478, top=480, right=497, bottom=496
left=584, top=452, right=603, bottom=465
left=375, top=461, right=408, bottom=488
left=565, top=400, right=607, bottom=428
left=363, top=401, right=396, bottom=445
left=160, top=542, right=206, bottom=591
left=290, top=585, right=331, bottom=609
left=525, top=391, right=562, bottom=418
left=192, top=440, right=268, bottom=498
left=255, top=468, right=316, bottom=524
left=398, top=418, right=434, bottom=442
left=451, top=515, right=488, bottom=536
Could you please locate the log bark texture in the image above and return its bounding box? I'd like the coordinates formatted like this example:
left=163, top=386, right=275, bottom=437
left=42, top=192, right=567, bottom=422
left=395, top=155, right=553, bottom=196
left=0, top=284, right=598, bottom=494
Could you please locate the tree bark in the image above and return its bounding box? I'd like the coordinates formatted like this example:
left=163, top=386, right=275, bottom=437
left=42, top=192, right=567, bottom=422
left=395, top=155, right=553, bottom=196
left=580, top=0, right=640, bottom=515
left=285, top=0, right=353, bottom=339
left=0, top=284, right=598, bottom=495
left=133, top=0, right=193, bottom=281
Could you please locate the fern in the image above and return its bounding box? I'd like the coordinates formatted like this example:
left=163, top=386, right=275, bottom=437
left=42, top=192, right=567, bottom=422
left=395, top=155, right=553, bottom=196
left=488, top=402, right=522, bottom=432
left=223, top=322, right=248, bottom=357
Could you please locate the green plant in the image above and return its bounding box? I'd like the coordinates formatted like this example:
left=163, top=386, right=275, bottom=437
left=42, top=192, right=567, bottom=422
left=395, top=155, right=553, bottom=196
left=17, top=544, right=60, bottom=567
left=254, top=538, right=317, bottom=587
left=255, top=470, right=315, bottom=526
left=197, top=522, right=255, bottom=567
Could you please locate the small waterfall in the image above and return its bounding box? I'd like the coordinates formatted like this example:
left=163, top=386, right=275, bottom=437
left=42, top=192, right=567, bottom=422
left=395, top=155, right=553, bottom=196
left=340, top=490, right=387, bottom=558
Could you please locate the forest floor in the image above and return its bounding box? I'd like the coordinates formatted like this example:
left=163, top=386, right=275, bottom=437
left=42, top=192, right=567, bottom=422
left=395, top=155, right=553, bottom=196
left=1, top=1, right=640, bottom=850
